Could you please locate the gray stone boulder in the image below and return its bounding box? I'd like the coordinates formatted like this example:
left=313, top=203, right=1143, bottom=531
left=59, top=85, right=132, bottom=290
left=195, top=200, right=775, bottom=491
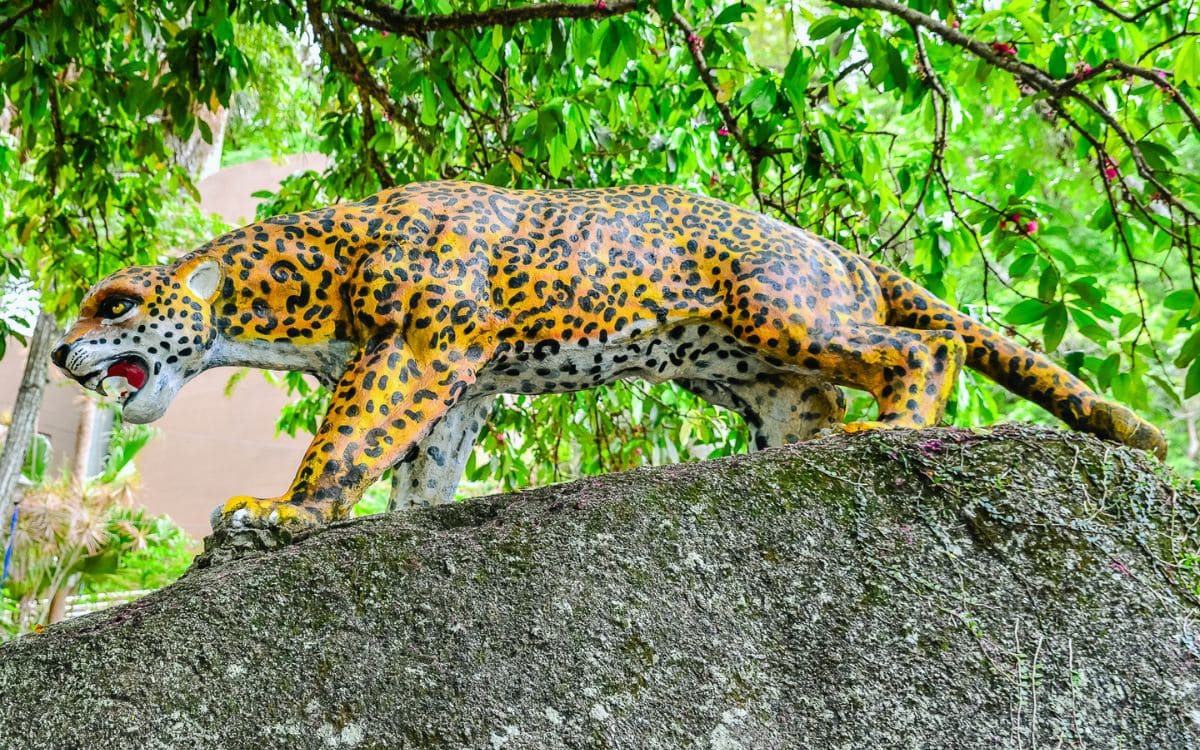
left=0, top=425, right=1197, bottom=749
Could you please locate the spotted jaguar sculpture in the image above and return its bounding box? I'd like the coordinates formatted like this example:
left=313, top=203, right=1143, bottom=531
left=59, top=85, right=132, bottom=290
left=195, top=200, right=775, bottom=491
left=53, top=182, right=1166, bottom=539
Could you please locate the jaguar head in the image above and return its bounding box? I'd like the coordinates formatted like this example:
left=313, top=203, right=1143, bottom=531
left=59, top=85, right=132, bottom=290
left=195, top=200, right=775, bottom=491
left=52, top=256, right=222, bottom=423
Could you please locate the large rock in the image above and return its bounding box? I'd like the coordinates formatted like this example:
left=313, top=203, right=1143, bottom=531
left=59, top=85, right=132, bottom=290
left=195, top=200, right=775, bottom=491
left=0, top=426, right=1196, bottom=749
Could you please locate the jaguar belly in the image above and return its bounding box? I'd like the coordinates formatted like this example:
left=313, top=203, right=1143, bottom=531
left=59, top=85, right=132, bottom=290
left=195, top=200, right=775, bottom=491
left=475, top=320, right=774, bottom=396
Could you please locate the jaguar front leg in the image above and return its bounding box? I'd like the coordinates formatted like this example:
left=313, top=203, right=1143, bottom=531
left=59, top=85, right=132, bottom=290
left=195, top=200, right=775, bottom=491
left=215, top=333, right=481, bottom=535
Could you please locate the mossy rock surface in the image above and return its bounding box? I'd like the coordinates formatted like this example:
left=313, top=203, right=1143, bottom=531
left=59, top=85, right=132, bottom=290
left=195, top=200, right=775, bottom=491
left=0, top=425, right=1197, bottom=749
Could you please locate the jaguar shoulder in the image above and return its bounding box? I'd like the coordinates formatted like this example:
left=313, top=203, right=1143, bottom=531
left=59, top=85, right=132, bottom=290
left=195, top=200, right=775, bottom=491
left=53, top=181, right=1166, bottom=538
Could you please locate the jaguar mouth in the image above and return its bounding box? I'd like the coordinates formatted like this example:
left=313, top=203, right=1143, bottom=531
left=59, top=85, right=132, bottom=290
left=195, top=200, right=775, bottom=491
left=85, top=355, right=151, bottom=403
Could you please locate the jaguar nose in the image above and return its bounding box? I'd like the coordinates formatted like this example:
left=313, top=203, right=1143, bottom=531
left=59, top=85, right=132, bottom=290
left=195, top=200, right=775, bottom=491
left=51, top=343, right=70, bottom=369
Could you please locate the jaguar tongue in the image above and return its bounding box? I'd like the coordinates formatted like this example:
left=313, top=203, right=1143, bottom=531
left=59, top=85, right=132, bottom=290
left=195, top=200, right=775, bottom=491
left=106, top=360, right=147, bottom=390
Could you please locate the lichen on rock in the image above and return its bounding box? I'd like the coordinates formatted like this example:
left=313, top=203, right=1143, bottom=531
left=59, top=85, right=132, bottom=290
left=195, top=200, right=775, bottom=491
left=0, top=425, right=1196, bottom=749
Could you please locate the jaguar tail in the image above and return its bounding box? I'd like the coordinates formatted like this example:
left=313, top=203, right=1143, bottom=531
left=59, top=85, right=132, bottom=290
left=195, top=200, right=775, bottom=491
left=857, top=256, right=1166, bottom=458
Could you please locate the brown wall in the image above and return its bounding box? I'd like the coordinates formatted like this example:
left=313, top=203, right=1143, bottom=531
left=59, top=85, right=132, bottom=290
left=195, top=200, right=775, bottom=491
left=132, top=368, right=312, bottom=537
left=3, top=153, right=331, bottom=539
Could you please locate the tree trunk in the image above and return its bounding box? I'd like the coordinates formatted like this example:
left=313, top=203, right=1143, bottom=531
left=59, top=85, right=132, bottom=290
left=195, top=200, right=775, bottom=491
left=70, top=395, right=97, bottom=484
left=0, top=426, right=1194, bottom=749
left=169, top=106, right=228, bottom=180
left=0, top=309, right=59, bottom=525
left=45, top=582, right=69, bottom=625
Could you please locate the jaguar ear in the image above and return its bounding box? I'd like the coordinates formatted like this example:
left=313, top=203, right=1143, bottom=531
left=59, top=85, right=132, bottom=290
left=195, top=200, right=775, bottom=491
left=181, top=258, right=221, bottom=301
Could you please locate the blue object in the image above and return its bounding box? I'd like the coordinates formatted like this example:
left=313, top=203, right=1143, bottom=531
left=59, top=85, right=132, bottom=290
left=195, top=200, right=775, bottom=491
left=1, top=504, right=17, bottom=589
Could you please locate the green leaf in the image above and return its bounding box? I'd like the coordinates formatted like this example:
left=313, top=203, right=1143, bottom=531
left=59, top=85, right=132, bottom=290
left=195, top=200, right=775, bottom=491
left=512, top=109, right=538, bottom=138
left=714, top=3, right=755, bottom=25
left=1007, top=299, right=1049, bottom=324
left=1008, top=253, right=1036, bottom=278
left=1013, top=169, right=1034, bottom=197
left=1088, top=204, right=1113, bottom=231
left=1038, top=264, right=1059, bottom=302
left=1164, top=289, right=1197, bottom=311
left=1078, top=325, right=1112, bottom=345
left=1098, top=353, right=1120, bottom=389
left=1042, top=302, right=1068, bottom=351
left=1176, top=328, right=1200, bottom=368
left=885, top=44, right=908, bottom=91
left=1139, top=140, right=1179, bottom=171
left=537, top=106, right=561, bottom=140
left=1187, top=358, right=1200, bottom=398
left=1048, top=46, right=1067, bottom=79
left=1118, top=313, right=1141, bottom=337
left=481, top=159, right=511, bottom=186
left=1152, top=375, right=1183, bottom=406
left=782, top=49, right=809, bottom=110
left=974, top=58, right=993, bottom=83
left=808, top=16, right=856, bottom=40
left=1175, top=37, right=1200, bottom=87
left=548, top=136, right=570, bottom=177
left=420, top=78, right=437, bottom=125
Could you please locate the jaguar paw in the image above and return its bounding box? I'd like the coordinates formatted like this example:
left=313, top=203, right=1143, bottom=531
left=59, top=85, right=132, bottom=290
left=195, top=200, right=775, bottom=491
left=192, top=497, right=326, bottom=570
left=213, top=495, right=324, bottom=534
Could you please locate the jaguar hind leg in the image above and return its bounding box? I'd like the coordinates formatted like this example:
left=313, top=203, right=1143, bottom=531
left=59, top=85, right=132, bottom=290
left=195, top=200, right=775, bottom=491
left=734, top=322, right=967, bottom=431
left=817, top=326, right=967, bottom=429
left=677, top=373, right=846, bottom=450
left=387, top=395, right=494, bottom=511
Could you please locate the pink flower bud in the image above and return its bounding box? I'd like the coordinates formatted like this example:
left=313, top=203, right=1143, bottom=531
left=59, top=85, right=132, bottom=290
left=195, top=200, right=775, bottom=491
left=1024, top=220, right=1038, bottom=234
left=990, top=41, right=1017, bottom=56
left=950, top=19, right=960, bottom=29
left=1104, top=166, right=1118, bottom=181
left=595, top=0, right=607, bottom=8
left=717, top=126, right=730, bottom=136
left=1074, top=62, right=1092, bottom=78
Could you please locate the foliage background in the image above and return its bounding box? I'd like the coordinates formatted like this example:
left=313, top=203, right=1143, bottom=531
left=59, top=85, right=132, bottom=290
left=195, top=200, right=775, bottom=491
left=3, top=0, right=1200, bottom=503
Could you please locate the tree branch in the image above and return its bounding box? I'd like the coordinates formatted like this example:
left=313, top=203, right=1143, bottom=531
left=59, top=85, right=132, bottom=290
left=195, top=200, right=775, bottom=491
left=879, top=24, right=946, bottom=252
left=306, top=0, right=430, bottom=154
left=357, top=89, right=395, bottom=189
left=667, top=12, right=794, bottom=222
left=1087, top=0, right=1170, bottom=23
left=339, top=0, right=639, bottom=38
left=0, top=0, right=50, bottom=38
left=829, top=0, right=1200, bottom=229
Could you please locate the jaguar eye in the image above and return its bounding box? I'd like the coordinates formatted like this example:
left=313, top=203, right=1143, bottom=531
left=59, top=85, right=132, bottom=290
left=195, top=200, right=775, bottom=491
left=99, top=298, right=136, bottom=319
